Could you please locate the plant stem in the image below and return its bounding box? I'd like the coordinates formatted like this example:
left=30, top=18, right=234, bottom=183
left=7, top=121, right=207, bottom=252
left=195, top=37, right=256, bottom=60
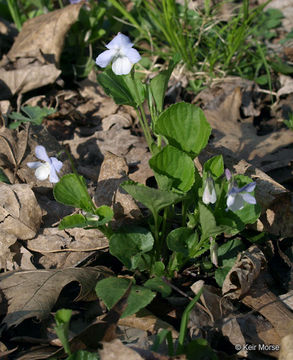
left=153, top=214, right=160, bottom=260
left=181, top=200, right=187, bottom=227
left=177, top=286, right=203, bottom=354
left=131, top=69, right=154, bottom=152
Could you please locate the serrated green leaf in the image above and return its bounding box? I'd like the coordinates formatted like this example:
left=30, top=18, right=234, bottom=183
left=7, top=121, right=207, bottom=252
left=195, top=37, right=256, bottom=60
left=155, top=102, right=211, bottom=158
left=95, top=277, right=155, bottom=318
left=149, top=145, right=195, bottom=192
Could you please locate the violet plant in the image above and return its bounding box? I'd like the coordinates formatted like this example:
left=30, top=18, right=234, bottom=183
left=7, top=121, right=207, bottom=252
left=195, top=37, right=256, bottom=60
left=27, top=33, right=261, bottom=317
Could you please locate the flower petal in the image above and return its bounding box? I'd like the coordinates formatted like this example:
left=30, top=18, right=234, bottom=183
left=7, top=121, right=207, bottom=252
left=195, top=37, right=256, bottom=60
left=27, top=161, right=42, bottom=169
left=50, top=157, right=63, bottom=173
left=126, top=48, right=141, bottom=64
left=242, top=193, right=256, bottom=204
left=106, top=33, right=132, bottom=49
left=225, top=168, right=231, bottom=181
left=239, top=182, right=256, bottom=193
left=35, top=163, right=51, bottom=181
left=226, top=193, right=235, bottom=208
left=35, top=145, right=50, bottom=162
left=95, top=49, right=116, bottom=68
left=49, top=166, right=59, bottom=183
left=228, top=194, right=245, bottom=212
left=202, top=183, right=216, bottom=205
left=112, top=56, right=132, bottom=75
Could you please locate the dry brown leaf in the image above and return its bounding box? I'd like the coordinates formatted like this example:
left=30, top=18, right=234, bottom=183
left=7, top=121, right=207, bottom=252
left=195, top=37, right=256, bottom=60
left=222, top=246, right=293, bottom=340
left=222, top=246, right=266, bottom=299
left=190, top=281, right=248, bottom=357
left=280, top=290, right=293, bottom=311
left=26, top=227, right=108, bottom=268
left=0, top=4, right=82, bottom=98
left=0, top=266, right=109, bottom=330
left=6, top=4, right=82, bottom=64
left=94, top=152, right=141, bottom=223
left=190, top=280, right=283, bottom=357
left=279, top=332, right=293, bottom=360
left=99, top=339, right=143, bottom=360
left=118, top=308, right=178, bottom=338
left=241, top=276, right=293, bottom=339
left=0, top=64, right=61, bottom=99
left=277, top=75, right=293, bottom=97
left=0, top=183, right=42, bottom=240
left=78, top=70, right=119, bottom=118
left=0, top=230, right=17, bottom=270
left=0, top=125, right=28, bottom=182
left=195, top=78, right=293, bottom=173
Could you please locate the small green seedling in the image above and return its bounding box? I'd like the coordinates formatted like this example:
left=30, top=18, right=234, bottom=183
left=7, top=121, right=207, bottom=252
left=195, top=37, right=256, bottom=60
left=53, top=309, right=100, bottom=360
left=283, top=113, right=293, bottom=131
left=8, top=105, right=56, bottom=129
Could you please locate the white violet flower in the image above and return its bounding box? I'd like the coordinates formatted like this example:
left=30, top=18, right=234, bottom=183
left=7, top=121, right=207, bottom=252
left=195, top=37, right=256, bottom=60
left=202, top=176, right=217, bottom=205
left=27, top=145, right=63, bottom=183
left=95, top=33, right=141, bottom=75
left=226, top=182, right=256, bottom=212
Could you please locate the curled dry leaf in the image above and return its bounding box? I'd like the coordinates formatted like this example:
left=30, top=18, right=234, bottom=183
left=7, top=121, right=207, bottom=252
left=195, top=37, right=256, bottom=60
left=241, top=275, right=293, bottom=339
left=0, top=266, right=109, bottom=331
left=0, top=3, right=82, bottom=98
left=0, top=183, right=42, bottom=240
left=190, top=281, right=247, bottom=357
left=222, top=245, right=266, bottom=299
left=222, top=246, right=293, bottom=340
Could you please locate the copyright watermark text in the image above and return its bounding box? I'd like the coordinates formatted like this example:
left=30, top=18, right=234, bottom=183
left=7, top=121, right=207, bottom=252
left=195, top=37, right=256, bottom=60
left=235, top=344, right=280, bottom=352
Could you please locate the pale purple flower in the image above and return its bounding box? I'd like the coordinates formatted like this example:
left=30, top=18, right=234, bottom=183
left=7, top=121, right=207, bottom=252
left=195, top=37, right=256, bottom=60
left=95, top=33, right=141, bottom=75
left=27, top=145, right=63, bottom=183
left=209, top=237, right=218, bottom=267
left=70, top=0, right=83, bottom=4
left=226, top=182, right=256, bottom=212
left=202, top=176, right=217, bottom=205
left=225, top=168, right=232, bottom=181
